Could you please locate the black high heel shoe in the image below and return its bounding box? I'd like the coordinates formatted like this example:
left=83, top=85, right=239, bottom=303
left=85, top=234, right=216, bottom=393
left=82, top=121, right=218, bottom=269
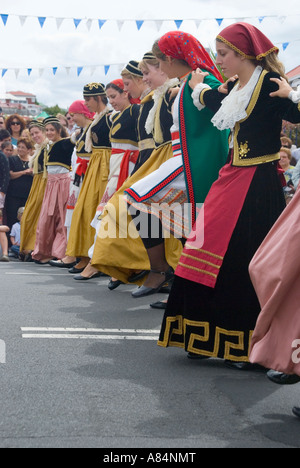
left=108, top=278, right=124, bottom=290
left=131, top=267, right=174, bottom=298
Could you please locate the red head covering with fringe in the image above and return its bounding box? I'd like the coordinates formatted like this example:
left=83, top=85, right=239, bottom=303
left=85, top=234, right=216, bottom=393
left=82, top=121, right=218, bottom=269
left=217, top=22, right=279, bottom=61
left=158, top=31, right=224, bottom=82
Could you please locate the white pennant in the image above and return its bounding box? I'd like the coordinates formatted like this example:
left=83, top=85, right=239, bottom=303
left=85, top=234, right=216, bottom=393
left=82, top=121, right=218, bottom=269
left=14, top=69, right=20, bottom=79
left=194, top=19, right=202, bottom=28
left=56, top=18, right=64, bottom=29
left=116, top=20, right=124, bottom=31
left=39, top=68, right=44, bottom=77
left=65, top=67, right=71, bottom=75
left=86, top=19, right=93, bottom=30
left=154, top=20, right=163, bottom=31
left=19, top=15, right=27, bottom=26
left=90, top=66, right=97, bottom=76
left=278, top=16, right=287, bottom=24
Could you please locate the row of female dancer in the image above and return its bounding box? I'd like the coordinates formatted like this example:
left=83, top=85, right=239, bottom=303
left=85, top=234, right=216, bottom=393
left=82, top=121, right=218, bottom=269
left=19, top=23, right=300, bottom=417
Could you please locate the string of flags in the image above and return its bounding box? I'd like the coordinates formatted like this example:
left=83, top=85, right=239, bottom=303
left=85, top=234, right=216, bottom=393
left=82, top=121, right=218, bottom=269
left=0, top=12, right=299, bottom=79
left=1, top=12, right=300, bottom=31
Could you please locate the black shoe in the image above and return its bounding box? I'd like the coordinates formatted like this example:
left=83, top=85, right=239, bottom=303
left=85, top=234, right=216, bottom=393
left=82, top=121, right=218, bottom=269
left=128, top=270, right=149, bottom=283
left=150, top=301, right=167, bottom=310
left=267, top=370, right=300, bottom=385
left=49, top=259, right=76, bottom=268
left=225, top=360, right=265, bottom=371
left=108, top=279, right=124, bottom=290
left=131, top=267, right=174, bottom=298
left=73, top=272, right=103, bottom=281
left=187, top=352, right=210, bottom=360
left=292, top=407, right=300, bottom=418
left=68, top=266, right=85, bottom=274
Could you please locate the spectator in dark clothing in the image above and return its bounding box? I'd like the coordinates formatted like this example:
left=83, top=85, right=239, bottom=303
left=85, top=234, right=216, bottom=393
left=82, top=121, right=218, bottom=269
left=0, top=150, right=10, bottom=261
left=5, top=138, right=33, bottom=230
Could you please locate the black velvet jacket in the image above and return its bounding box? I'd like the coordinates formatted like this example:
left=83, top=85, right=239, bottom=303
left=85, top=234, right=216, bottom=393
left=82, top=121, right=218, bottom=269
left=47, top=138, right=75, bottom=170
left=199, top=69, right=300, bottom=167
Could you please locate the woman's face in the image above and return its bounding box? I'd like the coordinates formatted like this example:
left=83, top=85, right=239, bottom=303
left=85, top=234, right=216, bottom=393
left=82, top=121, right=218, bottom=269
left=157, top=57, right=177, bottom=79
left=17, top=142, right=30, bottom=159
left=106, top=88, right=129, bottom=112
left=279, top=151, right=290, bottom=167
left=142, top=64, right=167, bottom=90
left=122, top=77, right=141, bottom=99
left=45, top=124, right=60, bottom=142
left=10, top=118, right=22, bottom=134
left=2, top=146, right=13, bottom=157
left=84, top=97, right=100, bottom=113
left=30, top=127, right=45, bottom=145
left=215, top=42, right=244, bottom=78
left=71, top=113, right=86, bottom=127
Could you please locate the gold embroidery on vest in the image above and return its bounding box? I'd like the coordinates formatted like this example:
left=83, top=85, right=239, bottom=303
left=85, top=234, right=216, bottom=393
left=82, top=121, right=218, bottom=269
left=239, top=141, right=250, bottom=159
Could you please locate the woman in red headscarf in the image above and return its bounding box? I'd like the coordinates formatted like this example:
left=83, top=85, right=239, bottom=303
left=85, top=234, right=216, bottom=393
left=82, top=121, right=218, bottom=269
left=158, top=22, right=300, bottom=367
left=49, top=100, right=94, bottom=268
left=123, top=31, right=229, bottom=299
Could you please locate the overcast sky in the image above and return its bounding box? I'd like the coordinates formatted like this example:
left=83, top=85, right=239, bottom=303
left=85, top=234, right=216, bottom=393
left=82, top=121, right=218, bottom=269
left=0, top=0, right=300, bottom=109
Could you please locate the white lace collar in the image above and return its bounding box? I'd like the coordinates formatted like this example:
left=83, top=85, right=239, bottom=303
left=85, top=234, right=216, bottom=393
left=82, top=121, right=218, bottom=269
left=145, top=78, right=179, bottom=135
left=211, top=66, right=263, bottom=131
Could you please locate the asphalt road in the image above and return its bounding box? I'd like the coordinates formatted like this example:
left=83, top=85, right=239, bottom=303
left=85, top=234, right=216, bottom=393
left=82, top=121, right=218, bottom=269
left=0, top=260, right=299, bottom=448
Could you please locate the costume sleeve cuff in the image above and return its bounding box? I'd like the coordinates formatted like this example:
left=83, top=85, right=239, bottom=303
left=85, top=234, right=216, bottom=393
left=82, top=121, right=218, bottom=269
left=288, top=86, right=300, bottom=103
left=191, top=83, right=211, bottom=111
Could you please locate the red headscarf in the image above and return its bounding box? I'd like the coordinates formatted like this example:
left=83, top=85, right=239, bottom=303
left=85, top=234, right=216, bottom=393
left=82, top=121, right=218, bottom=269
left=158, top=31, right=224, bottom=82
left=69, top=100, right=94, bottom=120
left=111, top=79, right=125, bottom=90
left=217, top=22, right=279, bottom=61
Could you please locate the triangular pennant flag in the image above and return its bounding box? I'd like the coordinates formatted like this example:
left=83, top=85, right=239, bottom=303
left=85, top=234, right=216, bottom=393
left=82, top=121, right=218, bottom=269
left=194, top=19, right=202, bottom=28
left=98, top=19, right=106, bottom=29
left=1, top=14, right=8, bottom=26
left=73, top=18, right=82, bottom=29
left=56, top=17, right=64, bottom=29
left=216, top=18, right=224, bottom=26
left=65, top=67, right=71, bottom=75
left=90, top=66, right=97, bottom=76
left=258, top=16, right=265, bottom=23
left=77, top=67, right=83, bottom=76
left=86, top=19, right=93, bottom=30
left=53, top=67, right=58, bottom=75
left=282, top=42, right=289, bottom=51
left=1, top=69, right=8, bottom=77
left=116, top=20, right=124, bottom=31
left=15, top=69, right=20, bottom=79
left=39, top=68, right=44, bottom=77
left=174, top=20, right=183, bottom=29
left=38, top=17, right=46, bottom=28
left=104, top=65, right=110, bottom=75
left=19, top=16, right=27, bottom=26
left=154, top=20, right=163, bottom=31
left=27, top=68, right=32, bottom=76
left=278, top=16, right=287, bottom=24
left=136, top=20, right=144, bottom=30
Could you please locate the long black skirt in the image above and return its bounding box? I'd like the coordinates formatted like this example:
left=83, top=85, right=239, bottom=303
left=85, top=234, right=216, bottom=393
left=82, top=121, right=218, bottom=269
left=158, top=162, right=286, bottom=362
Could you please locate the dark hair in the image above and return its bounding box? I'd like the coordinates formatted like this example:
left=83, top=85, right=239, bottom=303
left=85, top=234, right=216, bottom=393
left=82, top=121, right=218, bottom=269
left=0, top=129, right=11, bottom=141
left=152, top=38, right=187, bottom=66
left=17, top=137, right=34, bottom=150
left=5, top=114, right=26, bottom=135
left=106, top=82, right=124, bottom=93
left=1, top=141, right=13, bottom=150
left=85, top=95, right=108, bottom=106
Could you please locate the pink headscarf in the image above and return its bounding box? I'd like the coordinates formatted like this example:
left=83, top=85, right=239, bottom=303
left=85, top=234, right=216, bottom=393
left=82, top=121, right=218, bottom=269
left=69, top=100, right=95, bottom=120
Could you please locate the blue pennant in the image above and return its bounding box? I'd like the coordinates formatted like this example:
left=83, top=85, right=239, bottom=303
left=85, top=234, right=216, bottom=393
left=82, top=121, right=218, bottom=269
left=104, top=65, right=110, bottom=75
left=53, top=67, right=58, bottom=75
left=282, top=42, right=289, bottom=51
left=216, top=18, right=223, bottom=26
left=174, top=20, right=183, bottom=29
left=27, top=68, right=32, bottom=76
left=1, top=69, right=8, bottom=77
left=1, top=14, right=8, bottom=25
left=258, top=16, right=265, bottom=23
left=77, top=67, right=83, bottom=76
left=38, top=17, right=46, bottom=28
left=73, top=18, right=81, bottom=29
left=98, top=19, right=106, bottom=29
left=136, top=20, right=144, bottom=30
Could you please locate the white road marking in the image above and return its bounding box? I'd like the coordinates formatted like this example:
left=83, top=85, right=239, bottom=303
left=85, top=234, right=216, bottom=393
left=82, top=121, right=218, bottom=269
left=21, top=327, right=160, bottom=341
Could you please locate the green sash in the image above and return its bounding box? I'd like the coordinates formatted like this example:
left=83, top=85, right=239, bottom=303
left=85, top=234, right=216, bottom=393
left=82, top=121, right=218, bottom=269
left=179, top=73, right=229, bottom=225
